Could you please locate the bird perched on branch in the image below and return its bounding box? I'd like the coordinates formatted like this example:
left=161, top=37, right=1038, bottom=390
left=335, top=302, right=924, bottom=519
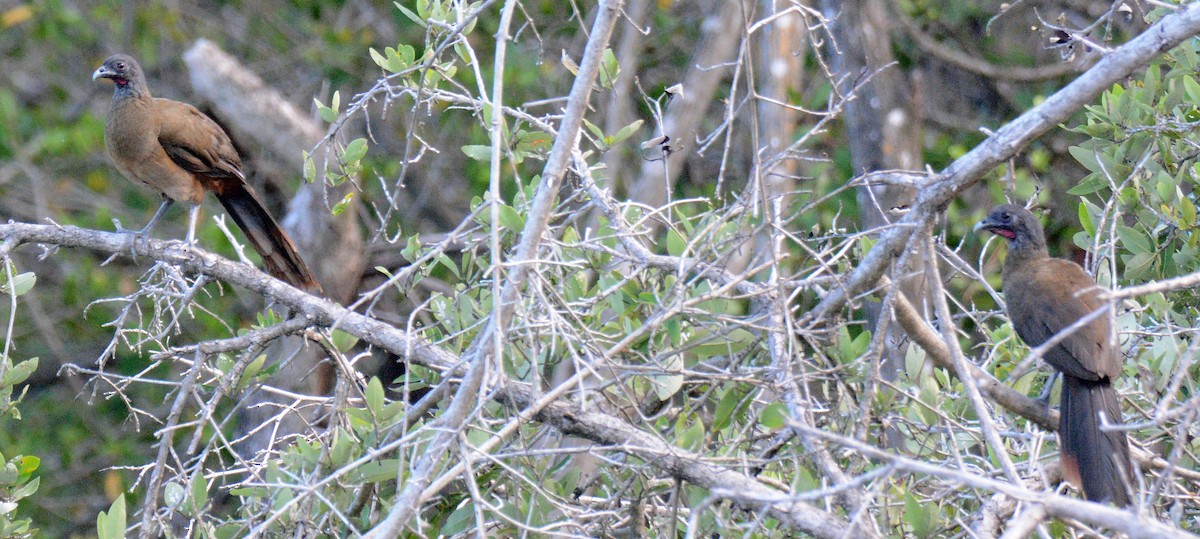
left=93, top=54, right=320, bottom=292
left=976, top=204, right=1131, bottom=506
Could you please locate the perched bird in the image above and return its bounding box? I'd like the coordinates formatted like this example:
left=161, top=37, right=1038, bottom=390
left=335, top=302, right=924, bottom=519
left=976, top=204, right=1131, bottom=505
left=93, top=54, right=320, bottom=292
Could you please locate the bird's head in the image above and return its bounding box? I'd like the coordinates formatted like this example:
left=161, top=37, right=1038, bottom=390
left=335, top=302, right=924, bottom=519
left=93, top=54, right=147, bottom=97
left=974, top=203, right=1047, bottom=254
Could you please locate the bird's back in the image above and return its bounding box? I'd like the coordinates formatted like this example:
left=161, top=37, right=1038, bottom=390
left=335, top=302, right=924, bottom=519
left=1003, top=257, right=1120, bottom=381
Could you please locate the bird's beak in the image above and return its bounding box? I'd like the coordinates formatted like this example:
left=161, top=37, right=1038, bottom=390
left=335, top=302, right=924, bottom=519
left=973, top=218, right=995, bottom=234
left=92, top=66, right=112, bottom=81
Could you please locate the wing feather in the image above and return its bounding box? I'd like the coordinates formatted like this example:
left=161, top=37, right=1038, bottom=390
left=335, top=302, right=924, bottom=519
left=1004, top=258, right=1119, bottom=380
left=155, top=99, right=244, bottom=182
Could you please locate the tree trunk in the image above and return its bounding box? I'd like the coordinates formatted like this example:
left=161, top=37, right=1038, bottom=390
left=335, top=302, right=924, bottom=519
left=819, top=0, right=926, bottom=384
left=183, top=40, right=366, bottom=454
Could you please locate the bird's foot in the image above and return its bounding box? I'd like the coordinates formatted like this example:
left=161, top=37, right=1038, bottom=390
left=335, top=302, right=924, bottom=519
left=112, top=218, right=138, bottom=235
left=1035, top=372, right=1059, bottom=405
left=113, top=219, right=153, bottom=251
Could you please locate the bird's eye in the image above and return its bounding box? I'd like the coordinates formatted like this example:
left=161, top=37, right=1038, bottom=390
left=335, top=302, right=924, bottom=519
left=1001, top=212, right=1011, bottom=220
left=115, top=62, right=125, bottom=70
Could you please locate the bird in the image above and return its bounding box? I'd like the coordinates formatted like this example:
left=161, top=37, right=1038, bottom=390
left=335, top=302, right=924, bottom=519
left=976, top=203, right=1131, bottom=506
left=92, top=54, right=320, bottom=292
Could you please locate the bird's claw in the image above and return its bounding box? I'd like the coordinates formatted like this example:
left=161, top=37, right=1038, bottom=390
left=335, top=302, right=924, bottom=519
left=111, top=218, right=137, bottom=235
left=1035, top=371, right=1059, bottom=405
left=113, top=219, right=153, bottom=251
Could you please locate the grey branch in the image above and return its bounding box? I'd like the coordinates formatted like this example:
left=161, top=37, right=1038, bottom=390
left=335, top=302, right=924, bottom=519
left=803, top=3, right=1200, bottom=326
left=0, top=220, right=859, bottom=538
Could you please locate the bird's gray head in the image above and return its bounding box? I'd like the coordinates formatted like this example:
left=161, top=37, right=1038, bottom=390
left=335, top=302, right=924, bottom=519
left=93, top=54, right=148, bottom=98
left=974, top=203, right=1048, bottom=256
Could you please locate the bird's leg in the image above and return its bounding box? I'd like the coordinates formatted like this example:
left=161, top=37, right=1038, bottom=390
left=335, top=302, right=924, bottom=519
left=1037, top=371, right=1060, bottom=403
left=113, top=196, right=173, bottom=237
left=185, top=204, right=201, bottom=246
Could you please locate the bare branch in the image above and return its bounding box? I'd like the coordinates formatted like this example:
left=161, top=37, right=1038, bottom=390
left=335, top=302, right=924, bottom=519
left=804, top=3, right=1200, bottom=326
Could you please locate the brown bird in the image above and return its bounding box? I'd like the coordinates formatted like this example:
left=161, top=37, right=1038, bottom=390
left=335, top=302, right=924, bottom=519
left=93, top=54, right=320, bottom=292
left=976, top=204, right=1131, bottom=505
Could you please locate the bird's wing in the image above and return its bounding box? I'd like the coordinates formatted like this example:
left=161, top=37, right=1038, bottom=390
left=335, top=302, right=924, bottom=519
left=1005, top=258, right=1119, bottom=381
left=155, top=98, right=244, bottom=182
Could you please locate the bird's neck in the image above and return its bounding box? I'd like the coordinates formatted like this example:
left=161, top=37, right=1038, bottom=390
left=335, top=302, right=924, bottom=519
left=110, top=81, right=150, bottom=101
left=1002, top=239, right=1050, bottom=275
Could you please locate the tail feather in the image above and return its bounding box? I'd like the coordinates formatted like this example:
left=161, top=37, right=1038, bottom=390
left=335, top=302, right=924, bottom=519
left=213, top=182, right=321, bottom=292
left=1060, top=375, right=1132, bottom=506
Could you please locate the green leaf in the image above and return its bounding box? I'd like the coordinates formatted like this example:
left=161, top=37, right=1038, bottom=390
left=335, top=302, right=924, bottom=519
left=560, top=49, right=580, bottom=76
left=1143, top=63, right=1160, bottom=102
left=434, top=252, right=460, bottom=278
left=1116, top=225, right=1152, bottom=254
left=1123, top=251, right=1155, bottom=279
left=398, top=45, right=416, bottom=65
left=461, top=145, right=492, bottom=161
left=11, top=476, right=38, bottom=500
left=0, top=462, right=16, bottom=484
left=650, top=353, right=684, bottom=401
left=903, top=490, right=935, bottom=536
left=677, top=419, right=704, bottom=451
left=164, top=481, right=184, bottom=509
left=382, top=47, right=407, bottom=73
left=2, top=357, right=37, bottom=387
left=331, top=192, right=354, bottom=216
left=238, top=355, right=268, bottom=391
left=598, top=47, right=619, bottom=89
left=441, top=502, right=475, bottom=536
left=368, top=47, right=388, bottom=70
left=690, top=328, right=755, bottom=357
left=497, top=204, right=525, bottom=232
left=712, top=387, right=742, bottom=432
left=1078, top=201, right=1095, bottom=236
left=352, top=459, right=400, bottom=484
left=1068, top=145, right=1100, bottom=173
left=330, top=329, right=359, bottom=353
left=1067, top=174, right=1107, bottom=196
left=758, top=402, right=788, bottom=430
left=366, top=377, right=385, bottom=416
left=1182, top=195, right=1197, bottom=228
left=14, top=456, right=38, bottom=478
left=396, top=2, right=426, bottom=27
left=607, top=119, right=643, bottom=147
left=666, top=228, right=686, bottom=257
left=515, top=130, right=553, bottom=153
left=343, top=138, right=368, bottom=163
left=837, top=328, right=870, bottom=364
left=402, top=234, right=421, bottom=262
left=582, top=118, right=605, bottom=141
left=96, top=494, right=126, bottom=539
left=3, top=272, right=34, bottom=296
left=1185, top=75, right=1200, bottom=104
left=316, top=98, right=337, bottom=123
left=189, top=474, right=208, bottom=515
left=302, top=151, right=316, bottom=182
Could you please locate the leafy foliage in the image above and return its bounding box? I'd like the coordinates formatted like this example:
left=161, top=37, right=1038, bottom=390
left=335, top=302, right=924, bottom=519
left=2, top=0, right=1199, bottom=537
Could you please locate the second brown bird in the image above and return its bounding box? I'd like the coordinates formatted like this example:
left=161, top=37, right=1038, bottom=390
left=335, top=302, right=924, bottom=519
left=93, top=54, right=320, bottom=292
left=976, top=204, right=1131, bottom=506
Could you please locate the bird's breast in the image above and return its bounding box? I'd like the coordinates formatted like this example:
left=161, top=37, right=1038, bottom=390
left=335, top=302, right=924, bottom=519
left=104, top=97, right=205, bottom=204
left=105, top=98, right=161, bottom=160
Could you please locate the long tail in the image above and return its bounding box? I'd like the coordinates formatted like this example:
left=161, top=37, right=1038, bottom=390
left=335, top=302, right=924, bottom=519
left=1059, top=375, right=1132, bottom=506
left=213, top=182, right=321, bottom=292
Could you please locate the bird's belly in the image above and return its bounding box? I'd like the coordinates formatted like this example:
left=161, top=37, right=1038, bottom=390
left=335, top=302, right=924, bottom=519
left=113, top=146, right=206, bottom=204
